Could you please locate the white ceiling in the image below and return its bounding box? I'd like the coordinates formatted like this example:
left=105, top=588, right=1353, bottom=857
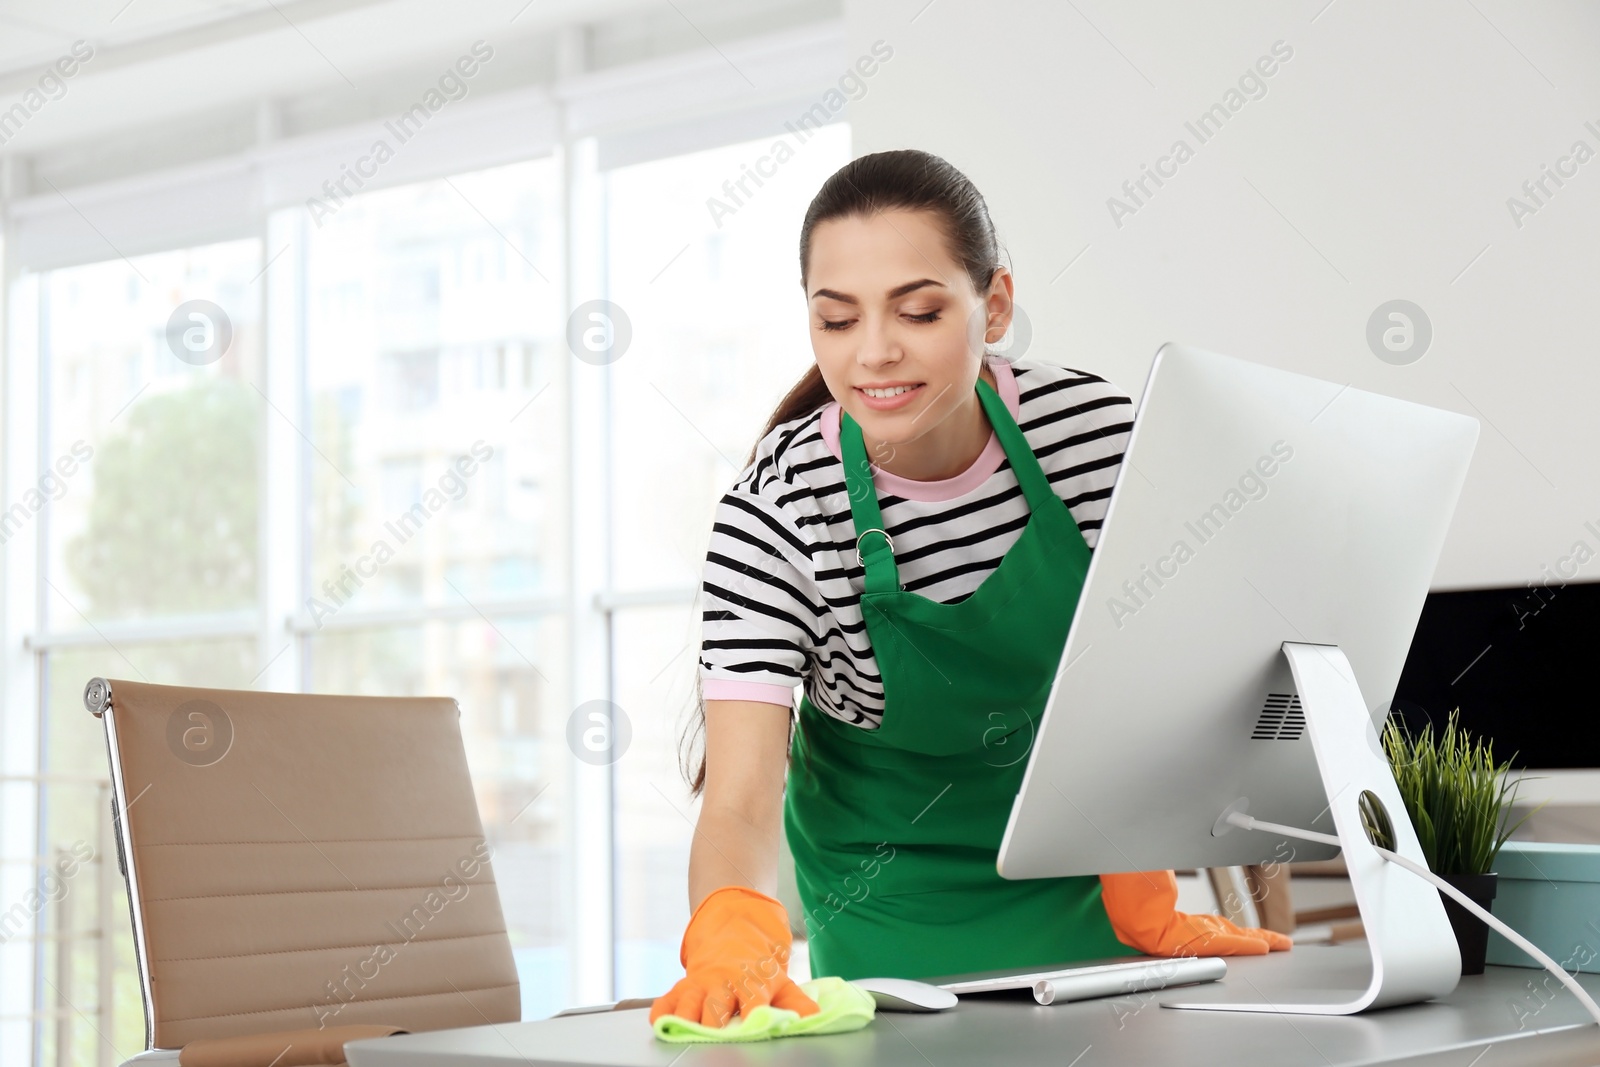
left=0, top=0, right=836, bottom=188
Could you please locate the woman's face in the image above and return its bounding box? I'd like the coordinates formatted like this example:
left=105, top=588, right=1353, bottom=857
left=805, top=208, right=1012, bottom=455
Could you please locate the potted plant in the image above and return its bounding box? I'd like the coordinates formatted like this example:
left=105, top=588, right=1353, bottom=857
left=1379, top=709, right=1537, bottom=975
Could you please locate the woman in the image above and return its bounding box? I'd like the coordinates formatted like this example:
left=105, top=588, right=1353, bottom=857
left=651, top=149, right=1289, bottom=1029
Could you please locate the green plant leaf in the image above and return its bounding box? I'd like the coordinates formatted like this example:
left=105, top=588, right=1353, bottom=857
left=1380, top=708, right=1520, bottom=876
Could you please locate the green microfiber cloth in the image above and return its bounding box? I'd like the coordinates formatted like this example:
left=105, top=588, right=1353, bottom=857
left=651, top=976, right=875, bottom=1043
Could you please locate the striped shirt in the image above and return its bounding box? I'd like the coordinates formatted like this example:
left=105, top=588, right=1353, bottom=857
left=699, top=354, right=1135, bottom=729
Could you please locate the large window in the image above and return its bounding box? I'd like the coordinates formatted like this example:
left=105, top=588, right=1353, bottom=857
left=31, top=240, right=267, bottom=1064
left=302, top=164, right=563, bottom=614
left=45, top=242, right=265, bottom=627
left=298, top=162, right=573, bottom=1017
left=604, top=124, right=850, bottom=998
left=8, top=117, right=849, bottom=1061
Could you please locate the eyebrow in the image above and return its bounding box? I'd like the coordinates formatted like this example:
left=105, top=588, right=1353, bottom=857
left=809, top=278, right=945, bottom=305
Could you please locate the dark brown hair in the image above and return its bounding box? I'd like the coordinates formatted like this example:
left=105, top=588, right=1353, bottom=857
left=678, top=148, right=1008, bottom=798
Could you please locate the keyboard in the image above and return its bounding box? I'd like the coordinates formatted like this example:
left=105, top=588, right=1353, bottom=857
left=937, top=956, right=1227, bottom=1006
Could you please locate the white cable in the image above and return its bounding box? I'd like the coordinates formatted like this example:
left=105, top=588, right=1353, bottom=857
left=1226, top=811, right=1600, bottom=1027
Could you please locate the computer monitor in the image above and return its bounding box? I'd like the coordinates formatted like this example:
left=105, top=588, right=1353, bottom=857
left=997, top=342, right=1480, bottom=1015
left=1392, top=579, right=1600, bottom=771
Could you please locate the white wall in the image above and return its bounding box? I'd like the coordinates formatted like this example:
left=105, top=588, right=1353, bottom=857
left=843, top=0, right=1600, bottom=591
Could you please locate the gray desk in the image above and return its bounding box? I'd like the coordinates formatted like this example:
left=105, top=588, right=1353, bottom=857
left=345, top=946, right=1600, bottom=1066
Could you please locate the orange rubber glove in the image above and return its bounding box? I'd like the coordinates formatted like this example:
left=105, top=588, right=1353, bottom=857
left=1099, top=871, right=1293, bottom=956
left=649, top=885, right=821, bottom=1027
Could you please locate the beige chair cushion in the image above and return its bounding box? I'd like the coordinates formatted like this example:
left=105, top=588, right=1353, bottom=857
left=176, top=1024, right=406, bottom=1066
left=99, top=678, right=520, bottom=1049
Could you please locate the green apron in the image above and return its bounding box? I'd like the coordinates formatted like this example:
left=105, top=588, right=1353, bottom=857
left=783, top=374, right=1134, bottom=980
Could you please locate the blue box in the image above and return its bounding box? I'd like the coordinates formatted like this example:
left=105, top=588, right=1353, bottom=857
left=1486, top=841, right=1600, bottom=974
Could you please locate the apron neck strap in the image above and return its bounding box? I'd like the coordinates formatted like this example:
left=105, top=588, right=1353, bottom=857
left=840, top=372, right=1056, bottom=595
left=840, top=406, right=897, bottom=594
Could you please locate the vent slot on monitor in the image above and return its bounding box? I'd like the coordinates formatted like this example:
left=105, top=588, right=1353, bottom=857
left=1251, top=693, right=1306, bottom=740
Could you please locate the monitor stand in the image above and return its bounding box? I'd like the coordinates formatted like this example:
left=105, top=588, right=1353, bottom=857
left=1163, top=641, right=1462, bottom=1015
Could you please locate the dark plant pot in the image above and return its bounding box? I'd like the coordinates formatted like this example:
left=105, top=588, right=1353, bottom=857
left=1438, top=872, right=1498, bottom=976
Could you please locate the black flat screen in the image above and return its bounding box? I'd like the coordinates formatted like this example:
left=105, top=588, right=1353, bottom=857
left=1389, top=579, right=1596, bottom=770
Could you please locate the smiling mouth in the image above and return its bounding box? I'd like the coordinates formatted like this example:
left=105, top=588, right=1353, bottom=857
left=857, top=384, right=924, bottom=398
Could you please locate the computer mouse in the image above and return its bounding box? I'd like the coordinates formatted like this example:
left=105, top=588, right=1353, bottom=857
left=850, top=977, right=959, bottom=1012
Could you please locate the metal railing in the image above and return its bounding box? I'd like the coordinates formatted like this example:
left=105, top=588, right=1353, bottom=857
left=0, top=773, right=119, bottom=1067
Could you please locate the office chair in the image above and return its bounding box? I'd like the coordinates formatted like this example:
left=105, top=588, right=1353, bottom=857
left=1205, top=864, right=1293, bottom=933
left=84, top=677, right=520, bottom=1066
left=1208, top=861, right=1366, bottom=944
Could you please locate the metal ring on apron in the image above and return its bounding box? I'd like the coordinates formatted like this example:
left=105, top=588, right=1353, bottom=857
left=855, top=527, right=894, bottom=557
